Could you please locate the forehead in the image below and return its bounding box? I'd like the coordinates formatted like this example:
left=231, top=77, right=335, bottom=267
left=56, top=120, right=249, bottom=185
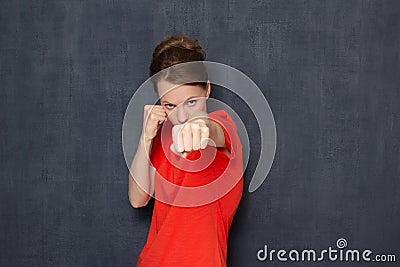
left=157, top=80, right=204, bottom=104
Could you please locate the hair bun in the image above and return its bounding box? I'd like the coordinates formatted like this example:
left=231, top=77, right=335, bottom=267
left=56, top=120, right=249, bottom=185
left=152, top=35, right=205, bottom=59
left=150, top=35, right=206, bottom=77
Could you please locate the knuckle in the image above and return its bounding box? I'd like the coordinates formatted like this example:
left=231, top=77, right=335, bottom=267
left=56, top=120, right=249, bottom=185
left=149, top=113, right=157, bottom=120
left=182, top=125, right=190, bottom=133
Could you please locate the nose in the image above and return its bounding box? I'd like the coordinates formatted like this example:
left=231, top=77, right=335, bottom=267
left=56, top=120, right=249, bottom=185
left=176, top=105, right=189, bottom=124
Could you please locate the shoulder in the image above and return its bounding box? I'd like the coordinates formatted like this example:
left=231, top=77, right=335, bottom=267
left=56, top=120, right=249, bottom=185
left=208, top=109, right=230, bottom=119
left=208, top=110, right=237, bottom=130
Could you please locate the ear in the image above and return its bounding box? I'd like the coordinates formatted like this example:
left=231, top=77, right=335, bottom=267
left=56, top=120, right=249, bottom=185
left=205, top=80, right=211, bottom=98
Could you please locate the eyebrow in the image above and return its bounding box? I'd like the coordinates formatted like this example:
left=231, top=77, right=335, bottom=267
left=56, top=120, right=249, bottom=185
left=161, top=95, right=199, bottom=105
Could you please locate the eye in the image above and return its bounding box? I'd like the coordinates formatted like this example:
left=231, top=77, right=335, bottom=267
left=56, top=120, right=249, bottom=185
left=187, top=99, right=197, bottom=106
left=164, top=104, right=175, bottom=110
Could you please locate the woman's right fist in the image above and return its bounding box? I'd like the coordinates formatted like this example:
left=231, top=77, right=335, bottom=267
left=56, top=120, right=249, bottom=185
left=142, top=105, right=167, bottom=143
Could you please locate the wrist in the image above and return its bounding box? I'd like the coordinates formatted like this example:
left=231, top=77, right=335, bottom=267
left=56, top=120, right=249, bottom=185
left=209, top=121, right=218, bottom=141
left=209, top=121, right=225, bottom=148
left=140, top=134, right=153, bottom=147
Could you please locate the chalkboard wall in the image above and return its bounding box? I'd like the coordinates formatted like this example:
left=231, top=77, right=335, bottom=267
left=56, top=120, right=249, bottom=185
left=1, top=0, right=399, bottom=266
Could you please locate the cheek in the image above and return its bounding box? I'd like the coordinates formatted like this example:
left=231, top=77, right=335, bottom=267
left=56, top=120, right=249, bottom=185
left=165, top=110, right=175, bottom=120
left=163, top=107, right=172, bottom=116
left=193, top=101, right=207, bottom=111
left=166, top=108, right=174, bottom=115
left=186, top=106, right=205, bottom=118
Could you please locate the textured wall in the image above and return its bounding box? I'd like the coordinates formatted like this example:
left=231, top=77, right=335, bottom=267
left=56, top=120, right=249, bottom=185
left=1, top=0, right=399, bottom=266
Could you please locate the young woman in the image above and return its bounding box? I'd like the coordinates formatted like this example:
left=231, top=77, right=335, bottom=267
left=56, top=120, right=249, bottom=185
left=128, top=35, right=244, bottom=267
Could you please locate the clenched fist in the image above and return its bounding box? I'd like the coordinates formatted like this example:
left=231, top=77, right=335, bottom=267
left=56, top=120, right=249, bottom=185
left=170, top=111, right=214, bottom=157
left=142, top=105, right=167, bottom=143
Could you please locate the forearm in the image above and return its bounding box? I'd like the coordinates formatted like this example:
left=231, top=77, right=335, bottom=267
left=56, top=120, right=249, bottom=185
left=209, top=121, right=226, bottom=148
left=128, top=136, right=153, bottom=208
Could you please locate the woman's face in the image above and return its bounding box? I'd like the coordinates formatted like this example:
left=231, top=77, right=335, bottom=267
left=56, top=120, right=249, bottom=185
left=157, top=80, right=211, bottom=125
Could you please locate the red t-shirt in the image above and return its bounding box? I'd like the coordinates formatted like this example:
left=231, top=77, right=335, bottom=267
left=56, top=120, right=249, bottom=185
left=136, top=110, right=244, bottom=267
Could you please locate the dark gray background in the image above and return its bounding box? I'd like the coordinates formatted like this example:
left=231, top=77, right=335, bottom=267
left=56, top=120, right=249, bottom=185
left=1, top=0, right=399, bottom=266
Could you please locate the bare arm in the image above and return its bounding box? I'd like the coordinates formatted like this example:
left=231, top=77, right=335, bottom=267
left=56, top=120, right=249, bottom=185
left=128, top=105, right=166, bottom=208
left=209, top=120, right=226, bottom=148
left=128, top=135, right=154, bottom=208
